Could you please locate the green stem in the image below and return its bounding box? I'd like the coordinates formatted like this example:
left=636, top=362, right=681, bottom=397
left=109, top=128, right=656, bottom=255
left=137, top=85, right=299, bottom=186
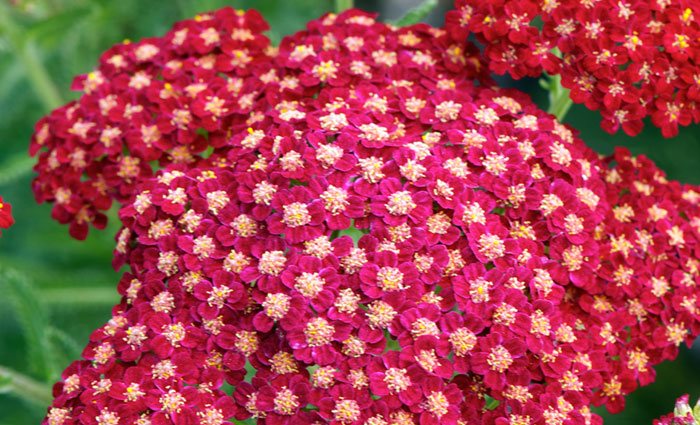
left=0, top=365, right=53, bottom=407
left=40, top=287, right=119, bottom=306
left=544, top=47, right=573, bottom=122
left=546, top=73, right=573, bottom=122
left=334, top=0, right=354, bottom=13
left=19, top=42, right=65, bottom=110
left=0, top=4, right=65, bottom=110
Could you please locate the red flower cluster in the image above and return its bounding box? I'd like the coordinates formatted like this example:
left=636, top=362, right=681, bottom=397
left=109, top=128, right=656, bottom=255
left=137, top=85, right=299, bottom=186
left=445, top=0, right=700, bottom=137
left=29, top=8, right=273, bottom=240
left=0, top=195, right=14, bottom=234
left=31, top=7, right=700, bottom=425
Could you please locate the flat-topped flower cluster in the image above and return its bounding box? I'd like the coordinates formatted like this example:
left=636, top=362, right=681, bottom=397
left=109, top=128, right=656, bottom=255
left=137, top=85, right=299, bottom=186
left=29, top=6, right=700, bottom=425
left=446, top=0, right=700, bottom=137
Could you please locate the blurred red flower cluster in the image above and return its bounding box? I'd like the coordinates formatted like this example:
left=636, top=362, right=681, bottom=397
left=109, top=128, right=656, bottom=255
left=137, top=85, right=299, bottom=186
left=0, top=196, right=14, bottom=234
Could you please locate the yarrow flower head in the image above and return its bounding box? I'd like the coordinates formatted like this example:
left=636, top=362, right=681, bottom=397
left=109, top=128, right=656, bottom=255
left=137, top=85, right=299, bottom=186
left=446, top=0, right=700, bottom=137
left=0, top=196, right=14, bottom=235
left=31, top=6, right=700, bottom=425
left=29, top=8, right=272, bottom=239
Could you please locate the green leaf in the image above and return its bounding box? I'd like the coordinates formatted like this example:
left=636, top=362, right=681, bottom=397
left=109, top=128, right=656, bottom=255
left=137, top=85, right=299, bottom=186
left=0, top=373, right=12, bottom=394
left=336, top=225, right=366, bottom=245
left=391, top=0, right=438, bottom=27
left=47, top=326, right=82, bottom=364
left=24, top=5, right=94, bottom=43
left=0, top=61, right=23, bottom=101
left=688, top=396, right=700, bottom=424
left=0, top=365, right=52, bottom=406
left=1, top=268, right=57, bottom=382
left=231, top=419, right=257, bottom=425
left=0, top=153, right=34, bottom=187
left=0, top=2, right=65, bottom=110
left=484, top=394, right=500, bottom=410
left=39, top=287, right=118, bottom=306
left=334, top=0, right=354, bottom=13
left=547, top=73, right=573, bottom=122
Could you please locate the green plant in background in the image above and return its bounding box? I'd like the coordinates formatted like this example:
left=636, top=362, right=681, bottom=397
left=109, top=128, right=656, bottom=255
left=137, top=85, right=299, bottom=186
left=1, top=268, right=56, bottom=409
left=0, top=1, right=699, bottom=424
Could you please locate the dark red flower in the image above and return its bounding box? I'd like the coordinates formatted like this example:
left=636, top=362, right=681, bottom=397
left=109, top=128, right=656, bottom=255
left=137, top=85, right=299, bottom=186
left=0, top=196, right=14, bottom=234
left=446, top=0, right=700, bottom=137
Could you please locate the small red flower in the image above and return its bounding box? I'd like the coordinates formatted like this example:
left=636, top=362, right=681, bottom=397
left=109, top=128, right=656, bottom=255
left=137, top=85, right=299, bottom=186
left=0, top=196, right=14, bottom=234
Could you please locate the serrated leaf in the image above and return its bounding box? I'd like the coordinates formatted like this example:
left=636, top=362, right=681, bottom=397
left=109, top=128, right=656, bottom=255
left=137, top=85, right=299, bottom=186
left=1, top=267, right=57, bottom=382
left=391, top=0, right=438, bottom=27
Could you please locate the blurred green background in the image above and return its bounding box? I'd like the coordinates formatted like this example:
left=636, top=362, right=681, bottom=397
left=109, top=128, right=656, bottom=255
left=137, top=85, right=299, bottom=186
left=0, top=0, right=698, bottom=424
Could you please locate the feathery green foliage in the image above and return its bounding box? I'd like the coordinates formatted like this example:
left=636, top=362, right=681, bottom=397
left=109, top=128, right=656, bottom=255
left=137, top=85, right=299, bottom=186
left=391, top=0, right=438, bottom=26
left=1, top=268, right=57, bottom=382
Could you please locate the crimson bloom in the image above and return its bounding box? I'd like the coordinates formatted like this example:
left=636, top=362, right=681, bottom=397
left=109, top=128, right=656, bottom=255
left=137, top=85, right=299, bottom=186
left=0, top=196, right=13, bottom=234
left=446, top=0, right=700, bottom=137
left=28, top=6, right=700, bottom=425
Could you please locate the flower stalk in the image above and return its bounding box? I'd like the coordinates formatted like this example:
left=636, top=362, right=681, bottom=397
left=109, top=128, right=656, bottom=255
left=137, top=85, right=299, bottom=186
left=0, top=3, right=64, bottom=111
left=0, top=365, right=52, bottom=407
left=334, top=0, right=354, bottom=13
left=39, top=287, right=119, bottom=306
left=546, top=73, right=573, bottom=122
